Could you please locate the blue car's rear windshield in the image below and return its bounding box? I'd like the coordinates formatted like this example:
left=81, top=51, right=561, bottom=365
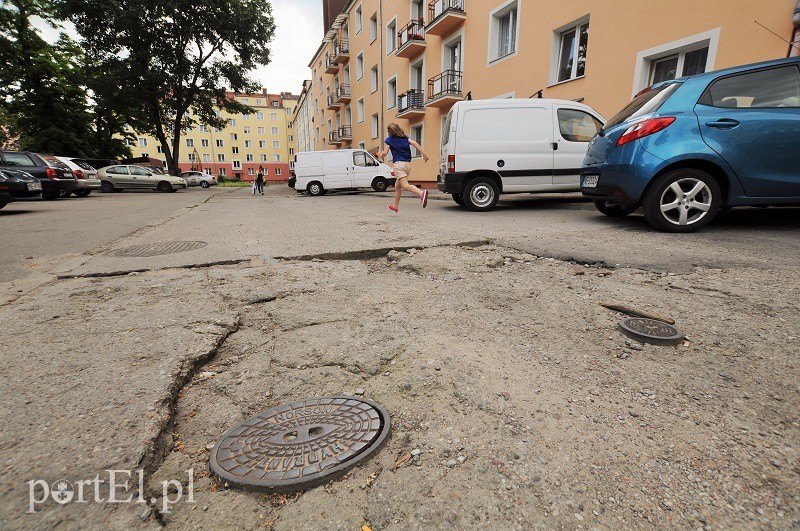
left=604, top=82, right=682, bottom=130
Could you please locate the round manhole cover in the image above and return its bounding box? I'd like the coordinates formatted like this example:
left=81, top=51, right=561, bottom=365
left=105, top=241, right=207, bottom=257
left=210, top=397, right=390, bottom=492
left=618, top=318, right=683, bottom=346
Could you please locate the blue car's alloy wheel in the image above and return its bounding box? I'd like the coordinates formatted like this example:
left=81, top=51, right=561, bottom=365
left=643, top=169, right=721, bottom=233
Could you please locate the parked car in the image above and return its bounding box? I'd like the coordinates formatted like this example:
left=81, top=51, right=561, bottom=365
left=97, top=165, right=187, bottom=193
left=581, top=56, right=800, bottom=232
left=55, top=157, right=101, bottom=197
left=180, top=171, right=218, bottom=188
left=437, top=98, right=605, bottom=211
left=0, top=151, right=77, bottom=200
left=0, top=168, right=42, bottom=209
left=294, top=149, right=395, bottom=195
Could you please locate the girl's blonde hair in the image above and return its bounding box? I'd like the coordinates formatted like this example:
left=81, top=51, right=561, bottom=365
left=387, top=123, right=407, bottom=138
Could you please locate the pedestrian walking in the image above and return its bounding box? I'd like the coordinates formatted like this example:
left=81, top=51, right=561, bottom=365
left=376, top=123, right=429, bottom=213
left=256, top=166, right=265, bottom=195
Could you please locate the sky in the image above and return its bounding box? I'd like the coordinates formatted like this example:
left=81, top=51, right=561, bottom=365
left=32, top=0, right=324, bottom=95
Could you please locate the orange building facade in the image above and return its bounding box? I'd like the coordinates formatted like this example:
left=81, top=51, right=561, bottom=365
left=301, top=0, right=797, bottom=184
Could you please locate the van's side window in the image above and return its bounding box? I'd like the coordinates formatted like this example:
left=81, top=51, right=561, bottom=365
left=353, top=152, right=370, bottom=167
left=557, top=109, right=603, bottom=142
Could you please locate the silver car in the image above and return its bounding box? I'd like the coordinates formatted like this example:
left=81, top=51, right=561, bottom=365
left=97, top=165, right=187, bottom=193
left=55, top=157, right=101, bottom=197
left=180, top=171, right=218, bottom=188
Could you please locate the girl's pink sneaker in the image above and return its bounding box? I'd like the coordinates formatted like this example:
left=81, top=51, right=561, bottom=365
left=420, top=190, right=428, bottom=208
left=387, top=204, right=398, bottom=213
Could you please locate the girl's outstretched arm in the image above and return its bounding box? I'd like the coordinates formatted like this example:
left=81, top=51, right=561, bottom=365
left=409, top=140, right=429, bottom=162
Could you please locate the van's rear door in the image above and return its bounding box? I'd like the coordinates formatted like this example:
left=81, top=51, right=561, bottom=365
left=458, top=105, right=553, bottom=192
left=322, top=151, right=353, bottom=189
left=552, top=106, right=604, bottom=186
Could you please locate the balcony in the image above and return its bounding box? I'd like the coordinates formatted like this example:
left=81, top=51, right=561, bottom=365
left=396, top=20, right=426, bottom=59
left=333, top=39, right=350, bottom=64
left=397, top=89, right=426, bottom=119
left=328, top=130, right=342, bottom=145
left=326, top=93, right=340, bottom=110
left=338, top=125, right=352, bottom=142
left=335, top=84, right=351, bottom=104
left=324, top=54, right=338, bottom=74
left=426, top=0, right=465, bottom=37
left=426, top=70, right=463, bottom=108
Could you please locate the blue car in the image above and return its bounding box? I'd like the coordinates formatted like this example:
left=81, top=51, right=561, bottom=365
left=581, top=57, right=800, bottom=232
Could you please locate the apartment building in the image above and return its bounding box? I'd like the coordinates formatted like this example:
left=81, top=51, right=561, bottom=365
left=128, top=91, right=299, bottom=182
left=303, top=0, right=796, bottom=185
left=295, top=80, right=315, bottom=154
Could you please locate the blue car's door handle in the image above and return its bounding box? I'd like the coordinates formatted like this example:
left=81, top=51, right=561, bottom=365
left=706, top=119, right=740, bottom=129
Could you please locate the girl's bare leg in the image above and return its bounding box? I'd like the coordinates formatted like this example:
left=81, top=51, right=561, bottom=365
left=399, top=178, right=423, bottom=197
left=393, top=182, right=402, bottom=209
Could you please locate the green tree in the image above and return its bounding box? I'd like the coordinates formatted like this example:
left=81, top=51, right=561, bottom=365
left=62, top=0, right=276, bottom=174
left=0, top=0, right=94, bottom=155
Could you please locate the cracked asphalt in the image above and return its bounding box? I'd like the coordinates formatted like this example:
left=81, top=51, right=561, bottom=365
left=0, top=186, right=798, bottom=529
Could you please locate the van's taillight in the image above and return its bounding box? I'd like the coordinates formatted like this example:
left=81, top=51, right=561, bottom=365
left=617, top=117, right=676, bottom=147
left=45, top=167, right=58, bottom=179
left=447, top=155, right=455, bottom=173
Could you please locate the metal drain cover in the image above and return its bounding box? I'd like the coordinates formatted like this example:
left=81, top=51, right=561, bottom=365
left=619, top=318, right=683, bottom=346
left=105, top=241, right=207, bottom=257
left=210, top=397, right=390, bottom=492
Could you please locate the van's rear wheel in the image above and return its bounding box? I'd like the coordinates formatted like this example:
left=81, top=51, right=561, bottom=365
left=593, top=199, right=638, bottom=218
left=452, top=194, right=465, bottom=207
left=308, top=182, right=325, bottom=196
left=462, top=177, right=500, bottom=212
left=372, top=177, right=388, bottom=193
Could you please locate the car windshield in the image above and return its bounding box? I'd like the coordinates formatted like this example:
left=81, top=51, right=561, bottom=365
left=604, top=82, right=682, bottom=130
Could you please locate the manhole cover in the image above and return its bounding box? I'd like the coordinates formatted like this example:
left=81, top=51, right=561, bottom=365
left=210, top=397, right=390, bottom=492
left=618, top=318, right=684, bottom=346
left=105, top=241, right=207, bottom=257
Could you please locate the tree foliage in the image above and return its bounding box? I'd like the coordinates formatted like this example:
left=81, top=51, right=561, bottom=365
left=62, top=0, right=276, bottom=174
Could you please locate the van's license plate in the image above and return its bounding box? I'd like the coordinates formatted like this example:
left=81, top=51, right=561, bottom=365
left=582, top=175, right=599, bottom=188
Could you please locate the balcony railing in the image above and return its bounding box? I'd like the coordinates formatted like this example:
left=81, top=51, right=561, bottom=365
left=427, top=70, right=463, bottom=107
left=426, top=0, right=465, bottom=37
left=335, top=84, right=351, bottom=103
left=338, top=125, right=352, bottom=141
left=328, top=130, right=341, bottom=145
left=325, top=54, right=338, bottom=74
left=333, top=39, right=350, bottom=63
left=397, top=89, right=426, bottom=118
left=397, top=20, right=426, bottom=58
left=326, top=93, right=340, bottom=109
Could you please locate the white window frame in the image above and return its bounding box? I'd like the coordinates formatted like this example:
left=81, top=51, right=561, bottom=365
left=410, top=58, right=426, bottom=92
left=371, top=113, right=379, bottom=139
left=441, top=30, right=465, bottom=72
left=386, top=17, right=397, bottom=54
left=186, top=138, right=194, bottom=147
left=387, top=75, right=398, bottom=109
left=369, top=13, right=378, bottom=43
left=631, top=28, right=720, bottom=96
left=245, top=140, right=252, bottom=148
left=410, top=124, right=424, bottom=158
left=355, top=4, right=363, bottom=34
left=357, top=97, right=365, bottom=123
left=488, top=0, right=520, bottom=65
left=215, top=139, right=224, bottom=147
left=273, top=140, right=280, bottom=149
left=370, top=66, right=379, bottom=93
left=548, top=15, right=590, bottom=86
left=271, top=127, right=279, bottom=135
left=356, top=52, right=365, bottom=80
left=232, top=160, right=242, bottom=170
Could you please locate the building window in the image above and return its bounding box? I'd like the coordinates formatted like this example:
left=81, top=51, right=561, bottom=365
left=387, top=76, right=398, bottom=109
left=261, top=154, right=268, bottom=162
left=490, top=1, right=518, bottom=62
left=188, top=152, right=196, bottom=162
left=273, top=141, right=280, bottom=149
left=138, top=137, right=147, bottom=147
left=232, top=147, right=239, bottom=154
left=219, top=168, right=226, bottom=176
left=357, top=97, right=365, bottom=123
left=371, top=113, right=379, bottom=139
left=245, top=140, right=252, bottom=148
left=370, top=66, right=379, bottom=93
left=157, top=145, right=163, bottom=153
left=199, top=125, right=208, bottom=133
left=358, top=141, right=366, bottom=150
left=386, top=18, right=397, bottom=54
left=256, top=111, right=264, bottom=119
left=186, top=138, right=194, bottom=147
left=217, top=154, right=225, bottom=162
left=243, top=126, right=251, bottom=133
left=233, top=160, right=242, bottom=169
left=201, top=139, right=209, bottom=147
left=270, top=112, right=278, bottom=120
left=370, top=13, right=378, bottom=42
left=555, top=18, right=589, bottom=83
left=259, top=140, right=266, bottom=148
left=242, top=113, right=250, bottom=120
left=229, top=119, right=236, bottom=127
left=246, top=154, right=254, bottom=162
left=216, top=139, right=224, bottom=147
left=230, top=133, right=238, bottom=141
left=258, top=127, right=266, bottom=135
left=241, top=98, right=248, bottom=104
left=274, top=154, right=280, bottom=162
left=410, top=124, right=423, bottom=157
left=263, top=168, right=269, bottom=175
left=651, top=47, right=709, bottom=85
left=289, top=148, right=295, bottom=155
left=275, top=168, right=282, bottom=176
left=202, top=154, right=211, bottom=162
left=248, top=168, right=255, bottom=175
left=355, top=4, right=363, bottom=33
left=256, top=99, right=262, bottom=105
left=271, top=127, right=279, bottom=135
left=289, top=135, right=294, bottom=141
left=204, top=168, right=211, bottom=175
left=356, top=53, right=364, bottom=79
left=632, top=29, right=720, bottom=94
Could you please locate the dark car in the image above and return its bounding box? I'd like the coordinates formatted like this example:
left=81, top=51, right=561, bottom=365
left=0, top=168, right=42, bottom=209
left=0, top=151, right=78, bottom=200
left=581, top=56, right=800, bottom=232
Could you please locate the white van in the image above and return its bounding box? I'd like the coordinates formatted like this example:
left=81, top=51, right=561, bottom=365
left=293, top=149, right=395, bottom=196
left=437, top=98, right=605, bottom=211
